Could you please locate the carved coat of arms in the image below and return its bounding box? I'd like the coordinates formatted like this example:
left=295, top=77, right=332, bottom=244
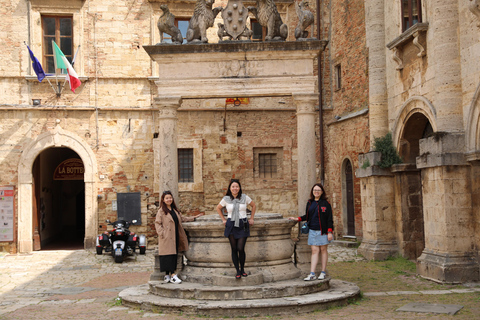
left=221, top=0, right=251, bottom=40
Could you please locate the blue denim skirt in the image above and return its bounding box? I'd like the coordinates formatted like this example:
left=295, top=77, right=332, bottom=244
left=308, top=229, right=331, bottom=246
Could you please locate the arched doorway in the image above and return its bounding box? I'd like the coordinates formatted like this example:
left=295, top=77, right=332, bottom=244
left=342, top=159, right=355, bottom=237
left=32, top=148, right=85, bottom=250
left=17, top=126, right=98, bottom=253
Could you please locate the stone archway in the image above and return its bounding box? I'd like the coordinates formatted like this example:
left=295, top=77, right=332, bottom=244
left=17, top=126, right=98, bottom=252
left=466, top=81, right=480, bottom=160
left=392, top=96, right=437, bottom=151
left=392, top=100, right=435, bottom=260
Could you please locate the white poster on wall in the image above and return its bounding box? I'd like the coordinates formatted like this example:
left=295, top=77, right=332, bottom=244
left=0, top=186, right=14, bottom=242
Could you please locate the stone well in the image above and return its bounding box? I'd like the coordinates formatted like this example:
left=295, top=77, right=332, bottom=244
left=182, top=213, right=301, bottom=285
left=121, top=213, right=360, bottom=316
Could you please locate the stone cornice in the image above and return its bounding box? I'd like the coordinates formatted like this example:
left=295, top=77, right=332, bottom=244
left=144, top=40, right=327, bottom=56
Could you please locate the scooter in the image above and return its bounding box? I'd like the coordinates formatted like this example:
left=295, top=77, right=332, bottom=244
left=96, top=219, right=147, bottom=263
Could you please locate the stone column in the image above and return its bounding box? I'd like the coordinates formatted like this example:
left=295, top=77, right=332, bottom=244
left=431, top=0, right=463, bottom=132
left=84, top=180, right=97, bottom=249
left=365, top=0, right=388, bottom=145
left=416, top=134, right=479, bottom=282
left=18, top=182, right=33, bottom=253
left=155, top=96, right=181, bottom=201
left=293, top=93, right=318, bottom=216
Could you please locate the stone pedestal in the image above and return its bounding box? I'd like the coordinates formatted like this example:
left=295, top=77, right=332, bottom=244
left=356, top=152, right=398, bottom=260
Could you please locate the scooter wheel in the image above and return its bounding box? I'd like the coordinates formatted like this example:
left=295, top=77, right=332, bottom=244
left=139, top=247, right=146, bottom=254
left=96, top=246, right=103, bottom=255
left=114, top=254, right=123, bottom=263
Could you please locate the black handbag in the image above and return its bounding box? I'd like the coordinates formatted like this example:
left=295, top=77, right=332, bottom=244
left=300, top=221, right=309, bottom=234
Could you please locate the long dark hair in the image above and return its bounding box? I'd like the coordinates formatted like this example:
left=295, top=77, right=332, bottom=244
left=225, top=179, right=243, bottom=200
left=160, top=190, right=179, bottom=215
left=310, top=183, right=327, bottom=201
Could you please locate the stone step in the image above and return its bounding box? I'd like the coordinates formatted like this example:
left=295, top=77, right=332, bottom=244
left=331, top=240, right=359, bottom=248
left=120, top=279, right=360, bottom=317
left=149, top=277, right=330, bottom=300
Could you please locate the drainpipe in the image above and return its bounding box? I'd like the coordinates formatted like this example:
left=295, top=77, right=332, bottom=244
left=316, top=0, right=324, bottom=185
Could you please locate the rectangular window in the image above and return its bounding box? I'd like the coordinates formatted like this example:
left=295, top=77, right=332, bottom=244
left=42, top=15, right=73, bottom=74
left=162, top=18, right=189, bottom=44
left=334, top=64, right=342, bottom=90
left=251, top=19, right=266, bottom=41
left=178, top=148, right=194, bottom=183
left=259, top=153, right=277, bottom=179
left=401, top=0, right=422, bottom=32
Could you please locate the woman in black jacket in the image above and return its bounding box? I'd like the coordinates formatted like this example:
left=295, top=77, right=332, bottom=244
left=289, top=183, right=334, bottom=280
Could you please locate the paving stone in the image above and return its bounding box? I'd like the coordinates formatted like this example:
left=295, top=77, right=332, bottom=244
left=363, top=292, right=388, bottom=296
left=385, top=291, right=420, bottom=295
left=419, top=290, right=453, bottom=295
left=396, top=302, right=463, bottom=315
left=108, top=306, right=130, bottom=311
left=76, top=298, right=96, bottom=303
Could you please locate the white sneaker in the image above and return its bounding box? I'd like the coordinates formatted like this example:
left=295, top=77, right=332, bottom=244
left=170, top=274, right=182, bottom=284
left=318, top=272, right=326, bottom=280
left=164, top=275, right=171, bottom=283
left=303, top=273, right=317, bottom=281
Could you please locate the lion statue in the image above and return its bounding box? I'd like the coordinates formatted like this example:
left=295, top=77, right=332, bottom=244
left=186, top=0, right=222, bottom=43
left=248, top=0, right=288, bottom=41
left=295, top=0, right=314, bottom=40
left=157, top=4, right=183, bottom=44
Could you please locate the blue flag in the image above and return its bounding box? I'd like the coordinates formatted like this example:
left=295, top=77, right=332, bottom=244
left=27, top=45, right=46, bottom=82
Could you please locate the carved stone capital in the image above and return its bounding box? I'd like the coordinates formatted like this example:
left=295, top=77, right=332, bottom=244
left=154, top=96, right=182, bottom=119
left=293, top=93, right=317, bottom=114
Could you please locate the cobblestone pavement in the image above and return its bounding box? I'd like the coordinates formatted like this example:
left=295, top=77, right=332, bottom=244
left=1, top=245, right=477, bottom=319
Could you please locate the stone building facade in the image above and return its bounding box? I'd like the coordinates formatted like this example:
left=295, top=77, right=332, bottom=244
left=1, top=0, right=367, bottom=254
left=357, top=0, right=480, bottom=283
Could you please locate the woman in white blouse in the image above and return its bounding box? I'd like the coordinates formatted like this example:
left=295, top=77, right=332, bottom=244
left=216, top=179, right=256, bottom=279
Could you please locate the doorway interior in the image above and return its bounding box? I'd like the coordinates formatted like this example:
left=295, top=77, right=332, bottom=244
left=32, top=147, right=85, bottom=250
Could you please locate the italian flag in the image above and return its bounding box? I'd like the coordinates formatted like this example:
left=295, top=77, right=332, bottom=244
left=52, top=41, right=81, bottom=93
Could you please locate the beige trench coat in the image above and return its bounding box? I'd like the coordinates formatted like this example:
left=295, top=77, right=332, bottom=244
left=155, top=207, right=194, bottom=256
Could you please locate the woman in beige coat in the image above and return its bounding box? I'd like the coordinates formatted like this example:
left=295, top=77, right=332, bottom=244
left=155, top=191, right=203, bottom=284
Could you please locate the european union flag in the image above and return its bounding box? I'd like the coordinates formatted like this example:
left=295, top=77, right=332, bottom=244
left=27, top=45, right=46, bottom=82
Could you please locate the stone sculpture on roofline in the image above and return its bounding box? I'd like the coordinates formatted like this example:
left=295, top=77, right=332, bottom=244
left=294, top=0, right=315, bottom=41
left=157, top=0, right=316, bottom=44
left=186, top=0, right=223, bottom=43
left=157, top=4, right=183, bottom=44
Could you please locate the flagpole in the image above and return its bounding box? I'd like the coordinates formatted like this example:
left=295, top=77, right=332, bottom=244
left=24, top=41, right=57, bottom=95
left=52, top=40, right=60, bottom=96
left=61, top=45, right=81, bottom=91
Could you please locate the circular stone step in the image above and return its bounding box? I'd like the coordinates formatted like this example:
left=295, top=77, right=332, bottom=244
left=120, top=279, right=360, bottom=317
left=149, top=277, right=330, bottom=300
